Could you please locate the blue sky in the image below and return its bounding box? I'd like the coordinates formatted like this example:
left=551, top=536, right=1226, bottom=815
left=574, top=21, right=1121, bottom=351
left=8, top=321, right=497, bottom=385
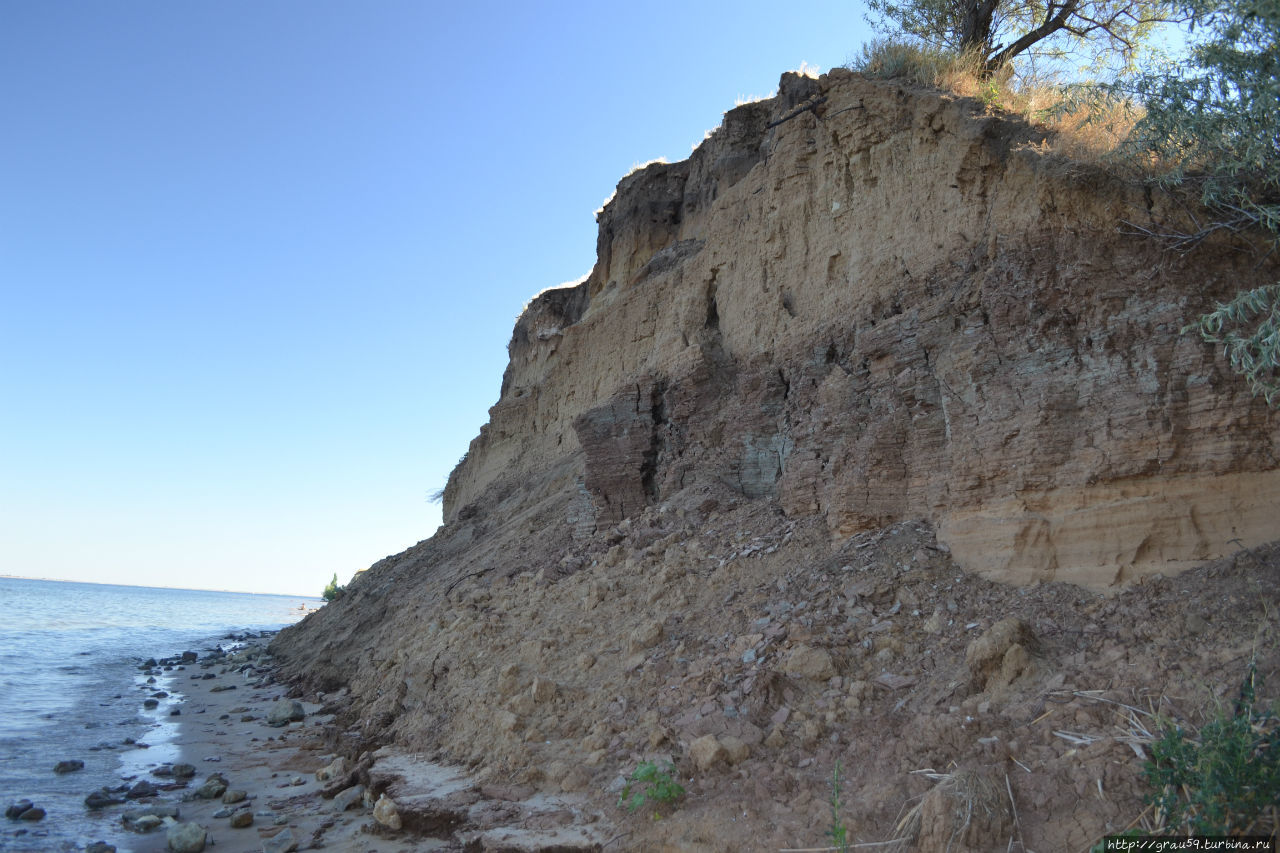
left=1, top=2, right=881, bottom=595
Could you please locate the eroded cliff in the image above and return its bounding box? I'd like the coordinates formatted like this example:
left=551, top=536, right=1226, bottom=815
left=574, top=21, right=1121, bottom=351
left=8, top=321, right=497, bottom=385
left=272, top=70, right=1280, bottom=851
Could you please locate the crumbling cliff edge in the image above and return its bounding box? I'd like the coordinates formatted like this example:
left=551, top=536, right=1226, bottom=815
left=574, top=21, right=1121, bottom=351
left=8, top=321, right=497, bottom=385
left=272, top=70, right=1279, bottom=850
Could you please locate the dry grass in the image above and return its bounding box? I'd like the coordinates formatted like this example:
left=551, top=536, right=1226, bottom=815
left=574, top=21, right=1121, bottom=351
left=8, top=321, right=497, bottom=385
left=891, top=768, right=1012, bottom=852
left=850, top=40, right=1142, bottom=164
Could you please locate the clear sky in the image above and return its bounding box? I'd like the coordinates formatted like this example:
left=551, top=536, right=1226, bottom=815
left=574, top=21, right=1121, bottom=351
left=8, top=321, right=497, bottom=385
left=0, top=1, right=878, bottom=596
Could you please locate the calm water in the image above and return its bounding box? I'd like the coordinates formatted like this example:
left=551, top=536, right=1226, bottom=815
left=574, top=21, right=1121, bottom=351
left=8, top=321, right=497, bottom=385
left=0, top=576, right=318, bottom=852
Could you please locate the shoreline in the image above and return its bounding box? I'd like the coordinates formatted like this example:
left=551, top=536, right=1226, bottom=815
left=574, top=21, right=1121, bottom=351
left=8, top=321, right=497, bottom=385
left=118, top=633, right=408, bottom=853
left=10, top=629, right=616, bottom=853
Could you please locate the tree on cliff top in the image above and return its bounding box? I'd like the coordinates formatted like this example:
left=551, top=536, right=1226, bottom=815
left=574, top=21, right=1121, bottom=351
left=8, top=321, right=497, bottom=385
left=865, top=0, right=1183, bottom=72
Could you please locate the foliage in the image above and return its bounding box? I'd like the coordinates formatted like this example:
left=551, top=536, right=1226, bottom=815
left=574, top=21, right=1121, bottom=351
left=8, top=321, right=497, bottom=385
left=851, top=37, right=960, bottom=84
left=827, top=760, right=850, bottom=853
left=1116, top=0, right=1280, bottom=404
left=1144, top=664, right=1280, bottom=833
left=618, top=761, right=685, bottom=813
left=863, top=0, right=1181, bottom=73
left=322, top=572, right=344, bottom=602
left=1186, top=284, right=1280, bottom=405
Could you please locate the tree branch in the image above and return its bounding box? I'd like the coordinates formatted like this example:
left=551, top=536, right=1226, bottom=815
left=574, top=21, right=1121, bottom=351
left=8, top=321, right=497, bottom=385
left=986, top=0, right=1078, bottom=67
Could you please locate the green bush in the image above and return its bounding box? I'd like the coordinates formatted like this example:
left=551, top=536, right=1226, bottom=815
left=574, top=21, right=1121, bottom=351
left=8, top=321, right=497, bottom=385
left=618, top=761, right=685, bottom=813
left=322, top=573, right=344, bottom=602
left=1122, top=0, right=1280, bottom=405
left=849, top=38, right=955, bottom=84
left=1144, top=665, right=1280, bottom=833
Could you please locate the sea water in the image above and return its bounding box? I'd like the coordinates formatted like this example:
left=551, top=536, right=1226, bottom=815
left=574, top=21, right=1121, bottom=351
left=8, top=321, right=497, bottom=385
left=0, top=576, right=318, bottom=852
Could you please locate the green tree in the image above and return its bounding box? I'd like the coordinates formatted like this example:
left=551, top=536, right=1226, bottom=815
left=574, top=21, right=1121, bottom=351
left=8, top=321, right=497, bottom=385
left=1120, top=0, right=1280, bottom=403
left=865, top=0, right=1182, bottom=72
left=322, top=572, right=343, bottom=602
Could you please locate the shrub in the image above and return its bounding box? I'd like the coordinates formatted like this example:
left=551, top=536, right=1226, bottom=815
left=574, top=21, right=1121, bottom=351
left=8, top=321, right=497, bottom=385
left=850, top=38, right=958, bottom=85
left=1144, top=664, right=1280, bottom=833
left=617, top=761, right=685, bottom=813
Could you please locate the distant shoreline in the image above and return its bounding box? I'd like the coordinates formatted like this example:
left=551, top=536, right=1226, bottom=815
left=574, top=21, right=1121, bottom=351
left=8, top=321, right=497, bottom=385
left=0, top=574, right=321, bottom=599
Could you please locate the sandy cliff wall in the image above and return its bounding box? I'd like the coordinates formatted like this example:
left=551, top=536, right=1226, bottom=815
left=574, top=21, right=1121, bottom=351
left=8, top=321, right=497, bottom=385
left=444, top=69, right=1279, bottom=589
left=270, top=70, right=1280, bottom=852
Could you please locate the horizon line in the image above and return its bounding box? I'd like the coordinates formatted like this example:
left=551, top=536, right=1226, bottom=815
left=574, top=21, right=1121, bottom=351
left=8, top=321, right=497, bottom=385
left=0, top=573, right=321, bottom=600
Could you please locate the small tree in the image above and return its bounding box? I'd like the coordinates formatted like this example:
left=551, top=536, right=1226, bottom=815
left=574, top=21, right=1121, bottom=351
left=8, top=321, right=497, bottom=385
left=322, top=572, right=343, bottom=602
left=1119, top=0, right=1280, bottom=404
left=865, top=0, right=1183, bottom=73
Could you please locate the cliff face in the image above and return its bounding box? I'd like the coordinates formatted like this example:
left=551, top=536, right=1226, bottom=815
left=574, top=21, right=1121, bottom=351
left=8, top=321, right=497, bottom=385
left=272, top=70, right=1280, bottom=851
left=445, top=69, right=1278, bottom=589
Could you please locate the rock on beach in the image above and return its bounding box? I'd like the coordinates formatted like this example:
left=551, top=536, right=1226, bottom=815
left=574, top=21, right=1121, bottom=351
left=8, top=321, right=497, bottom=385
left=5, top=799, right=45, bottom=821
left=165, top=819, right=207, bottom=853
left=266, top=698, right=305, bottom=727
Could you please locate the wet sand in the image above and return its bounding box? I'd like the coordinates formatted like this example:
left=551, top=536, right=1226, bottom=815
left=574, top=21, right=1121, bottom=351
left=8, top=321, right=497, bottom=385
left=83, top=634, right=612, bottom=853
left=123, top=637, right=411, bottom=853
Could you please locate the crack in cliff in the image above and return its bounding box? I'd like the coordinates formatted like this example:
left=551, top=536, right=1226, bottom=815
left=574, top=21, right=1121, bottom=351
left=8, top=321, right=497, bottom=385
left=641, top=380, right=668, bottom=504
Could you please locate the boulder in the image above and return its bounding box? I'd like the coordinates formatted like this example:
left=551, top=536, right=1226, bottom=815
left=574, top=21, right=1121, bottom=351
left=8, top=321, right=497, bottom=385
left=261, top=826, right=298, bottom=853
left=783, top=645, right=836, bottom=680
left=229, top=810, right=253, bottom=828
left=85, top=789, right=125, bottom=809
left=720, top=735, right=750, bottom=765
left=266, top=699, right=305, bottom=727
left=128, top=814, right=163, bottom=832
left=372, top=794, right=401, bottom=830
left=314, top=756, right=346, bottom=782
left=53, top=759, right=85, bottom=774
left=171, top=763, right=196, bottom=779
left=165, top=820, right=206, bottom=853
left=689, top=734, right=728, bottom=772
left=965, top=619, right=1035, bottom=691
left=126, top=780, right=159, bottom=799
left=332, top=783, right=366, bottom=812
left=530, top=676, right=557, bottom=703
left=626, top=620, right=664, bottom=653
left=194, top=775, right=227, bottom=800
left=4, top=800, right=33, bottom=819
